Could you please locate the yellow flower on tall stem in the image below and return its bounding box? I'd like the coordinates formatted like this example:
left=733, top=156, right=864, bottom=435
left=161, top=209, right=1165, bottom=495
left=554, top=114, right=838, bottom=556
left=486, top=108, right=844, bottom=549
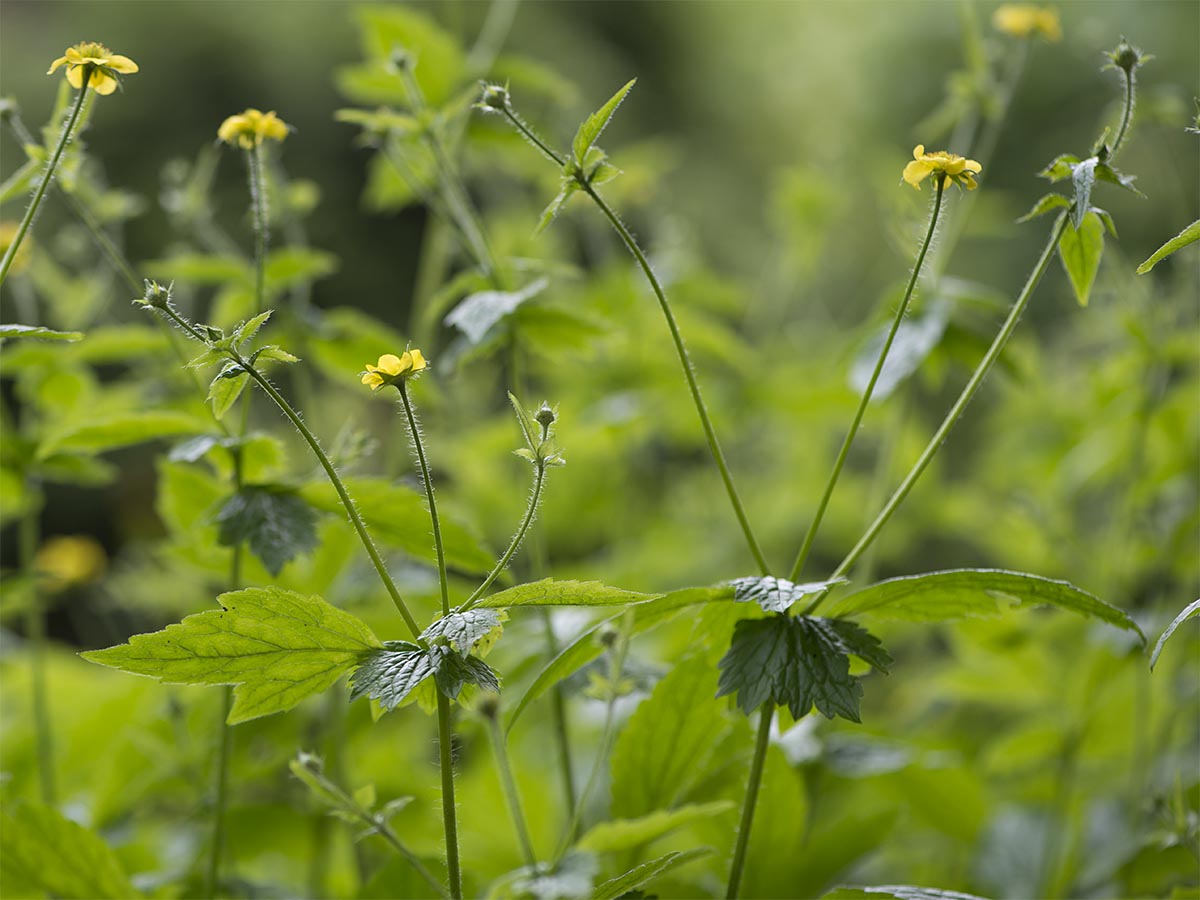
left=361, top=350, right=428, bottom=390
left=217, top=109, right=290, bottom=149
left=992, top=4, right=1062, bottom=42
left=46, top=42, right=138, bottom=95
left=902, top=145, right=983, bottom=191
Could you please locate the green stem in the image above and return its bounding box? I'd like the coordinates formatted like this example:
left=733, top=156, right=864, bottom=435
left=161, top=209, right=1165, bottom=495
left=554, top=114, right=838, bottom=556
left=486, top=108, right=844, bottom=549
left=205, top=686, right=234, bottom=898
left=485, top=711, right=538, bottom=868
left=1110, top=69, right=1136, bottom=161
left=578, top=181, right=769, bottom=575
left=462, top=463, right=546, bottom=610
left=806, top=215, right=1070, bottom=611
left=726, top=702, right=773, bottom=899
left=543, top=608, right=577, bottom=819
left=20, top=502, right=55, bottom=805
left=398, top=381, right=450, bottom=616
left=246, top=145, right=268, bottom=315
left=788, top=180, right=945, bottom=581
left=0, top=78, right=90, bottom=285
left=375, top=817, right=452, bottom=899
left=436, top=690, right=463, bottom=899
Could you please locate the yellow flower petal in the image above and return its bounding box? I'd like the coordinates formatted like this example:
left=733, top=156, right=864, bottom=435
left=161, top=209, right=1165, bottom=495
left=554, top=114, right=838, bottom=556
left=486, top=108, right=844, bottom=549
left=66, top=66, right=85, bottom=90
left=90, top=71, right=119, bottom=95
left=107, top=54, right=139, bottom=74
left=46, top=55, right=69, bottom=74
left=64, top=47, right=84, bottom=63
left=408, top=349, right=427, bottom=372
left=375, top=353, right=404, bottom=376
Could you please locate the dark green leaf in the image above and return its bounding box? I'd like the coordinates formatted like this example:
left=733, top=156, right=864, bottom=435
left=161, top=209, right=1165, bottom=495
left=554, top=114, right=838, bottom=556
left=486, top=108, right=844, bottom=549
left=432, top=646, right=500, bottom=699
left=1058, top=211, right=1105, bottom=307
left=474, top=578, right=658, bottom=609
left=214, top=485, right=319, bottom=576
left=1094, top=162, right=1145, bottom=197
left=0, top=801, right=140, bottom=899
left=1038, top=154, right=1081, bottom=182
left=350, top=641, right=499, bottom=710
left=572, top=78, right=636, bottom=166
left=828, top=568, right=1144, bottom=641
left=1150, top=599, right=1200, bottom=670
left=81, top=587, right=382, bottom=723
left=0, top=324, right=84, bottom=342
left=1091, top=207, right=1118, bottom=238
left=591, top=848, right=711, bottom=900
left=1016, top=193, right=1071, bottom=223
left=731, top=575, right=847, bottom=614
left=1138, top=219, right=1200, bottom=274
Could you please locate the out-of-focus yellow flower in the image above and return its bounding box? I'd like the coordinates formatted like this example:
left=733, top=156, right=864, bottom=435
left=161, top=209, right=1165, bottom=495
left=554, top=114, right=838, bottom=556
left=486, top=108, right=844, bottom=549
left=361, top=349, right=428, bottom=390
left=217, top=109, right=290, bottom=150
left=902, top=145, right=983, bottom=191
left=35, top=535, right=107, bottom=590
left=0, top=222, right=32, bottom=274
left=992, top=4, right=1062, bottom=42
left=47, top=42, right=138, bottom=95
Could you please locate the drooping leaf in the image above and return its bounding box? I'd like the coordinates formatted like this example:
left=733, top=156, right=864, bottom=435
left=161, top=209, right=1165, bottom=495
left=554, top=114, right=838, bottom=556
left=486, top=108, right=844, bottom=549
left=1038, top=154, right=1081, bottom=183
left=421, top=608, right=506, bottom=655
left=81, top=587, right=382, bottom=723
left=822, top=886, right=989, bottom=900
left=717, top=616, right=889, bottom=722
left=0, top=801, right=141, bottom=899
left=731, top=575, right=847, bottom=614
left=1058, top=211, right=1105, bottom=306
left=207, top=363, right=249, bottom=420
left=1094, top=162, right=1144, bottom=197
left=1069, top=157, right=1098, bottom=230
left=591, top=848, right=712, bottom=900
left=433, top=646, right=500, bottom=698
left=445, top=278, right=549, bottom=344
left=827, top=569, right=1144, bottom=641
left=572, top=78, right=636, bottom=166
left=350, top=641, right=499, bottom=710
left=0, top=324, right=84, bottom=342
left=577, top=802, right=732, bottom=854
left=214, top=485, right=320, bottom=576
left=1150, top=599, right=1200, bottom=670
left=474, top=578, right=658, bottom=609
left=1016, top=193, right=1071, bottom=223
left=1138, top=219, right=1200, bottom=274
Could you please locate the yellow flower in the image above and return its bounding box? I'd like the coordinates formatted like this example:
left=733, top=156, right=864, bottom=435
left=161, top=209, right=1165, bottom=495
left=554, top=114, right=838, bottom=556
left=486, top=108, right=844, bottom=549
left=992, top=4, right=1062, bottom=42
left=902, top=145, right=983, bottom=191
left=361, top=349, right=428, bottom=390
left=35, top=535, right=107, bottom=591
left=46, top=42, right=138, bottom=95
left=217, top=109, right=290, bottom=150
left=0, top=222, right=31, bottom=274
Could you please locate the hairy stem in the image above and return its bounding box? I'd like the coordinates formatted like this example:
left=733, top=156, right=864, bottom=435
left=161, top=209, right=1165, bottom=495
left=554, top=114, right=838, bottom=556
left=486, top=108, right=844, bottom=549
left=436, top=690, right=463, bottom=899
left=246, top=144, right=269, bottom=315
left=789, top=180, right=945, bottom=580
left=205, top=686, right=234, bottom=898
left=398, top=381, right=450, bottom=616
left=805, top=214, right=1070, bottom=612
left=726, top=702, right=774, bottom=899
left=486, top=711, right=538, bottom=868
left=20, top=503, right=55, bottom=805
left=1110, top=68, right=1136, bottom=161
left=462, top=463, right=546, bottom=610
left=0, top=78, right=90, bottom=285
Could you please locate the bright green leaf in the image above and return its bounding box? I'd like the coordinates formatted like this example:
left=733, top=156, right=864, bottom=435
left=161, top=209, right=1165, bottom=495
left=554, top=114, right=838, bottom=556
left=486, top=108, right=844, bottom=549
left=233, top=309, right=273, bottom=346
left=572, top=78, right=636, bottom=166
left=591, top=848, right=712, bottom=900
left=535, top=182, right=579, bottom=235
left=1016, top=193, right=1070, bottom=223
left=38, top=411, right=211, bottom=458
left=474, top=578, right=658, bottom=609
left=207, top=364, right=248, bottom=420
left=1038, top=154, right=1081, bottom=183
left=1138, top=219, right=1200, bottom=274
left=1150, top=599, right=1200, bottom=670
left=1058, top=211, right=1105, bottom=306
left=214, top=485, right=319, bottom=576
left=81, top=586, right=382, bottom=724
left=0, top=324, right=84, bottom=342
left=577, top=802, right=732, bottom=854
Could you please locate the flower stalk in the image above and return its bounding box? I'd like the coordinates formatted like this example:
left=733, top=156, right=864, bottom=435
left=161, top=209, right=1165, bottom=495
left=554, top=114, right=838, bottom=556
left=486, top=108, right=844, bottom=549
left=20, top=503, right=56, bottom=805
left=483, top=701, right=538, bottom=869
left=726, top=702, right=774, bottom=899
left=398, top=380, right=451, bottom=616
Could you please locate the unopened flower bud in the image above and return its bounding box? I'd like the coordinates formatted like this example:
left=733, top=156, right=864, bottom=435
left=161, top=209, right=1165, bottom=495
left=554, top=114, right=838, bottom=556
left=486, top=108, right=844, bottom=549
left=535, top=402, right=556, bottom=432
left=135, top=278, right=173, bottom=310
left=478, top=83, right=510, bottom=112
left=1106, top=38, right=1152, bottom=76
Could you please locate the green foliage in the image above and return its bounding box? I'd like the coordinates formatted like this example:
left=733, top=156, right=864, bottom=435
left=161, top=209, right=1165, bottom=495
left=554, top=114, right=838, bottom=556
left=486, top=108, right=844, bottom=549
left=572, top=78, right=636, bottom=166
left=731, top=575, right=846, bottom=613
left=349, top=640, right=499, bottom=711
left=577, top=802, right=733, bottom=854
left=1138, top=219, right=1200, bottom=273
left=81, top=587, right=381, bottom=723
left=1150, top=599, right=1200, bottom=669
left=214, top=484, right=320, bottom=575
left=0, top=324, right=84, bottom=341
left=822, top=887, right=988, bottom=900
left=717, top=616, right=890, bottom=722
left=1058, top=211, right=1106, bottom=306
left=591, top=848, right=712, bottom=900
left=473, top=578, right=658, bottom=609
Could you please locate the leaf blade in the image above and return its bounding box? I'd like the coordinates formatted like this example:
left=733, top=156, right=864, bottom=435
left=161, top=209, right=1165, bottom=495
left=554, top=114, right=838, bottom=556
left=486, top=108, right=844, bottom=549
left=572, top=78, right=636, bottom=166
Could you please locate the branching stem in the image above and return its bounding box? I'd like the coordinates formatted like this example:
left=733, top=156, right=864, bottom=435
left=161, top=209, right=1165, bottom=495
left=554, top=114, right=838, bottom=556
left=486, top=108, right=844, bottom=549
left=461, top=462, right=546, bottom=610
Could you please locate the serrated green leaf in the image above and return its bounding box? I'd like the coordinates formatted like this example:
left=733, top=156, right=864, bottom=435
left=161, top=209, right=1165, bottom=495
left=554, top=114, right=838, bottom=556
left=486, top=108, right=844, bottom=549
left=474, top=578, right=658, bottom=609
left=827, top=568, right=1144, bottom=641
left=0, top=324, right=84, bottom=342
left=1150, top=599, right=1200, bottom=669
left=208, top=365, right=249, bottom=419
left=81, top=586, right=381, bottom=723
left=591, top=848, right=712, bottom=900
left=577, top=802, right=732, bottom=854
left=422, top=608, right=506, bottom=655
left=214, top=485, right=319, bottom=576
left=233, top=309, right=273, bottom=346
left=433, top=647, right=500, bottom=698
left=822, top=886, right=988, bottom=900
left=535, top=183, right=578, bottom=235
left=731, top=575, right=847, bottom=613
left=445, top=278, right=549, bottom=344
left=1038, top=153, right=1080, bottom=182
left=1094, top=162, right=1145, bottom=197
left=1058, top=211, right=1105, bottom=306
left=0, top=801, right=141, bottom=899
left=249, top=345, right=300, bottom=365
left=1017, top=193, right=1070, bottom=223
left=350, top=641, right=498, bottom=711
left=588, top=161, right=622, bottom=186
left=717, top=616, right=888, bottom=723
left=573, top=78, right=636, bottom=166
left=1138, top=219, right=1200, bottom=274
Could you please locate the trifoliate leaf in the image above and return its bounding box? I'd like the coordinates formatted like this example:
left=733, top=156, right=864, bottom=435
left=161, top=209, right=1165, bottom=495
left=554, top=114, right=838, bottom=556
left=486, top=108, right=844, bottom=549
left=591, top=848, right=712, bottom=900
left=1016, top=193, right=1070, bottom=223
left=474, top=578, right=658, bottom=609
left=0, top=324, right=84, bottom=342
left=717, top=616, right=889, bottom=723
left=207, top=363, right=249, bottom=420
left=1137, top=219, right=1200, bottom=274
left=730, top=575, right=847, bottom=614
left=0, top=801, right=141, bottom=899
left=1150, top=599, right=1200, bottom=670
left=827, top=568, right=1145, bottom=641
left=421, top=608, right=506, bottom=655
left=1058, top=210, right=1105, bottom=307
left=214, top=484, right=319, bottom=575
left=81, top=587, right=382, bottom=723
left=572, top=78, right=636, bottom=166
left=350, top=641, right=500, bottom=711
